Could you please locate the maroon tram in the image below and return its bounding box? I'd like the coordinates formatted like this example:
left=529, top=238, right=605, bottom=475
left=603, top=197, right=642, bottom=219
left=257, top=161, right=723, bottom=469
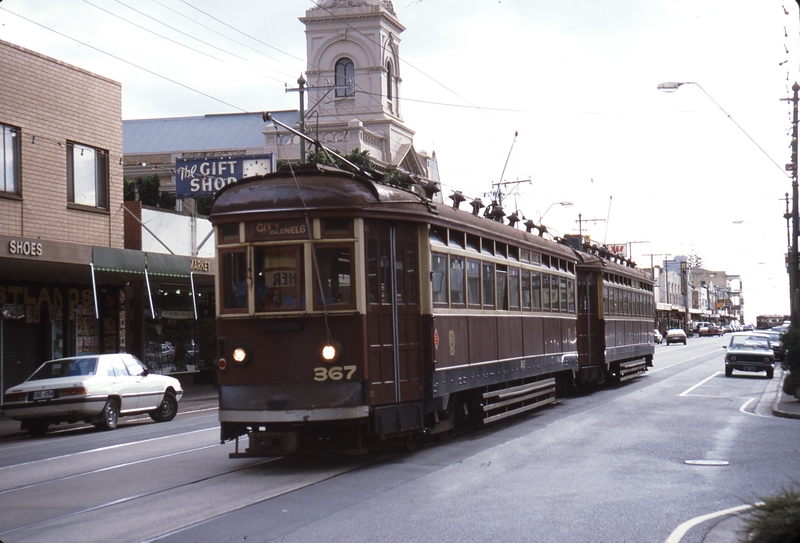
left=210, top=163, right=653, bottom=457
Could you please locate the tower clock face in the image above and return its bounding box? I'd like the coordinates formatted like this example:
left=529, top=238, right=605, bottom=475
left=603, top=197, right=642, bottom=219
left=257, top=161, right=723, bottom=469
left=242, top=159, right=271, bottom=178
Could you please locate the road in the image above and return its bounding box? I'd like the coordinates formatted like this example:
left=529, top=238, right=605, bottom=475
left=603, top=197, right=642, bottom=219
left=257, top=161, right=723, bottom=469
left=1, top=335, right=797, bottom=543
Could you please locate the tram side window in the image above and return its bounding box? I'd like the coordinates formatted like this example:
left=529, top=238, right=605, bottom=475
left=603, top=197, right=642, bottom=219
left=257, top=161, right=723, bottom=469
left=568, top=279, right=575, bottom=313
left=509, top=267, right=520, bottom=309
left=255, top=246, right=305, bottom=311
left=560, top=277, right=567, bottom=312
left=482, top=261, right=495, bottom=307
left=542, top=274, right=551, bottom=311
left=531, top=272, right=541, bottom=310
left=432, top=253, right=448, bottom=305
left=221, top=250, right=248, bottom=311
left=406, top=244, right=418, bottom=305
left=314, top=245, right=354, bottom=310
left=521, top=269, right=531, bottom=310
left=467, top=258, right=481, bottom=308
left=496, top=264, right=508, bottom=310
left=450, top=255, right=465, bottom=307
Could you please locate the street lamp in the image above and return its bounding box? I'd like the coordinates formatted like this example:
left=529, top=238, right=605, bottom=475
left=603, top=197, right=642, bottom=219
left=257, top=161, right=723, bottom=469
left=538, top=201, right=573, bottom=225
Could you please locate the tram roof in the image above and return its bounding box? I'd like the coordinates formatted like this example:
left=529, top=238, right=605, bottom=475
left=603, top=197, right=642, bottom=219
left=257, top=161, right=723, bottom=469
left=210, top=164, right=576, bottom=260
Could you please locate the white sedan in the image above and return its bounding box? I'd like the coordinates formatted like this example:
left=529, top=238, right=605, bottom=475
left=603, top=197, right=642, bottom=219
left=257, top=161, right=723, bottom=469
left=2, top=353, right=183, bottom=436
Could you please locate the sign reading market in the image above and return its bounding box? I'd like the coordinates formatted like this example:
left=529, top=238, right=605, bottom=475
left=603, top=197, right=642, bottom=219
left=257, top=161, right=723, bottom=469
left=175, top=154, right=275, bottom=198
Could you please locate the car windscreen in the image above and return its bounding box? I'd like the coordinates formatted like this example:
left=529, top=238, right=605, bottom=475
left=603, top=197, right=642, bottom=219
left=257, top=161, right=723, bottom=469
left=28, top=358, right=98, bottom=380
left=729, top=336, right=770, bottom=350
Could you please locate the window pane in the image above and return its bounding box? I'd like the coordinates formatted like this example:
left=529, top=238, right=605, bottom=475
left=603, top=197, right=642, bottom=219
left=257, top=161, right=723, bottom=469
left=509, top=267, right=520, bottom=309
left=482, top=262, right=495, bottom=307
left=379, top=240, right=391, bottom=303
left=542, top=274, right=551, bottom=311
left=467, top=258, right=480, bottom=306
left=367, top=239, right=379, bottom=304
left=432, top=252, right=448, bottom=304
left=450, top=255, right=465, bottom=307
left=521, top=270, right=531, bottom=310
left=256, top=246, right=305, bottom=311
left=531, top=272, right=541, bottom=310
left=221, top=251, right=247, bottom=310
left=560, top=277, right=567, bottom=311
left=73, top=144, right=97, bottom=206
left=496, top=266, right=508, bottom=310
left=568, top=279, right=575, bottom=313
left=395, top=241, right=406, bottom=303
left=314, top=246, right=352, bottom=309
left=406, top=245, right=417, bottom=305
left=1, top=124, right=19, bottom=193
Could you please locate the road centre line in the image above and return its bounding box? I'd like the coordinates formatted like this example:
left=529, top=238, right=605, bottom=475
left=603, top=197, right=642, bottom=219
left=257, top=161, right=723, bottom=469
left=679, top=372, right=722, bottom=396
left=665, top=503, right=761, bottom=543
left=0, top=426, right=218, bottom=471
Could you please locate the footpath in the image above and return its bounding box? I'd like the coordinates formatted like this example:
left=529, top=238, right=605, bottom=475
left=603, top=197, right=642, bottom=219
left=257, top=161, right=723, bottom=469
left=1, top=369, right=798, bottom=543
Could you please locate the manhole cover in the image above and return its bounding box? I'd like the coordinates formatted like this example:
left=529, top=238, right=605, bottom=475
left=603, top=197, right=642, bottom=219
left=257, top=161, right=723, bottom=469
left=684, top=460, right=730, bottom=466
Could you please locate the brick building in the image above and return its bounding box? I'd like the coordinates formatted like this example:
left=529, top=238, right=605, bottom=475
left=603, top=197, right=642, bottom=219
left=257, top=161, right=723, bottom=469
left=0, top=40, right=215, bottom=392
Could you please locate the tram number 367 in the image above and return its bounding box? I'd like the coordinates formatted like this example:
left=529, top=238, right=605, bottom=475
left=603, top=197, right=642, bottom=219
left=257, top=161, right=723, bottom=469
left=314, top=365, right=357, bottom=382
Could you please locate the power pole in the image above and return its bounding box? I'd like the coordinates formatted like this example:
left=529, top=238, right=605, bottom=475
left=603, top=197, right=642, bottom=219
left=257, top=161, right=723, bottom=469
left=781, top=82, right=799, bottom=328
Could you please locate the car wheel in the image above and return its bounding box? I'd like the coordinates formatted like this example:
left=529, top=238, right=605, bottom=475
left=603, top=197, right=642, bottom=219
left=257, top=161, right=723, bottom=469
left=28, top=420, right=49, bottom=437
left=725, top=366, right=733, bottom=377
left=766, top=369, right=774, bottom=379
left=150, top=392, right=178, bottom=422
left=682, top=340, right=686, bottom=345
left=95, top=398, right=119, bottom=431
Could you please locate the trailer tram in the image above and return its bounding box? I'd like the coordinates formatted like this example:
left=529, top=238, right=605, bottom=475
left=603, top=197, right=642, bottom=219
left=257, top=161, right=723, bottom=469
left=211, top=163, right=654, bottom=457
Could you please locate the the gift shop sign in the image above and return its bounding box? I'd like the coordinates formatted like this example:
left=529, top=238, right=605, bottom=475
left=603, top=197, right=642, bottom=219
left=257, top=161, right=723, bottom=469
left=175, top=154, right=275, bottom=198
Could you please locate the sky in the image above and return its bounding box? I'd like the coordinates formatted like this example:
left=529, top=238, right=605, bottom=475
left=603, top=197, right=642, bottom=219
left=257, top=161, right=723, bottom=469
left=0, top=0, right=798, bottom=322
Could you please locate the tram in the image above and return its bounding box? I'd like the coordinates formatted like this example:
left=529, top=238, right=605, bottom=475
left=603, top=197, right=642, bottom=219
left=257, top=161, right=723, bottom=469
left=210, top=160, right=654, bottom=457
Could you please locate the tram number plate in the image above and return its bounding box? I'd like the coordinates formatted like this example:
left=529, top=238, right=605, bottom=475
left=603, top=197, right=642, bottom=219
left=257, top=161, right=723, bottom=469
left=33, top=390, right=54, bottom=400
left=314, top=365, right=357, bottom=382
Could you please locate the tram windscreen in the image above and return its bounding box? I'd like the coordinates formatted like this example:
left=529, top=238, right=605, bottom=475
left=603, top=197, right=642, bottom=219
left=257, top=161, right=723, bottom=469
left=256, top=246, right=305, bottom=311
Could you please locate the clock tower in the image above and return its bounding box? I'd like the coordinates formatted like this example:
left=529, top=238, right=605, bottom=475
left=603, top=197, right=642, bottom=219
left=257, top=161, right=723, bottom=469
left=265, top=0, right=430, bottom=178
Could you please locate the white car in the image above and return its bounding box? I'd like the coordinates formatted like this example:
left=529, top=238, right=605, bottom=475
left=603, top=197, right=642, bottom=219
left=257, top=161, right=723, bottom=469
left=665, top=328, right=687, bottom=345
left=2, top=353, right=183, bottom=436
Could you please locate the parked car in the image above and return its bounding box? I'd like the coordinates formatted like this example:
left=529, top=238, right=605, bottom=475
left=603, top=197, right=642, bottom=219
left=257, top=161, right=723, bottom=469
left=763, top=331, right=785, bottom=361
left=724, top=332, right=775, bottom=379
left=742, top=324, right=754, bottom=332
left=666, top=328, right=687, bottom=345
left=2, top=353, right=183, bottom=436
left=653, top=329, right=663, bottom=344
left=699, top=323, right=723, bottom=337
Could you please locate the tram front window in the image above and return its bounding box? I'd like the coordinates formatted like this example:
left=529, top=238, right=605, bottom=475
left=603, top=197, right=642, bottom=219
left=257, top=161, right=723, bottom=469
left=314, top=246, right=354, bottom=310
left=221, top=250, right=247, bottom=311
left=256, top=246, right=304, bottom=311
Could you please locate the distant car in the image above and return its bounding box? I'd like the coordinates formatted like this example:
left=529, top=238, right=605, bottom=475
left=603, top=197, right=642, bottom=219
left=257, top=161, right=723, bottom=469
left=666, top=329, right=687, bottom=345
left=724, top=332, right=775, bottom=379
left=699, top=323, right=723, bottom=337
left=763, top=331, right=785, bottom=361
left=653, top=329, right=663, bottom=344
left=2, top=353, right=183, bottom=436
left=742, top=324, right=754, bottom=332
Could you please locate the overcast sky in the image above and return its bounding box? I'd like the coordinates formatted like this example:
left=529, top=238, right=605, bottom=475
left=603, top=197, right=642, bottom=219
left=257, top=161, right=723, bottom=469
left=1, top=0, right=798, bottom=321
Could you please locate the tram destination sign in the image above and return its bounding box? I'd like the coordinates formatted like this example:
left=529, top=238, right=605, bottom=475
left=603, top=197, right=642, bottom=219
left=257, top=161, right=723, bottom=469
left=175, top=154, right=275, bottom=198
left=249, top=220, right=308, bottom=241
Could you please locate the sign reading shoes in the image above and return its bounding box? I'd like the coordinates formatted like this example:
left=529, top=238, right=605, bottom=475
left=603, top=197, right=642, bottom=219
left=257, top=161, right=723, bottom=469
left=8, top=240, right=43, bottom=257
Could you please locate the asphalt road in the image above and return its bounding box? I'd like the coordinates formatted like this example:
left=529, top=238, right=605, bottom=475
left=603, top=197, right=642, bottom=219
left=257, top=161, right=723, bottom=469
left=1, top=335, right=797, bottom=543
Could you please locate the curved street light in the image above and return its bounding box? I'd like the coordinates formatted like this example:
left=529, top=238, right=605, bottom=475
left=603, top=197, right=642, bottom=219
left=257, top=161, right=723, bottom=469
left=538, top=201, right=573, bottom=225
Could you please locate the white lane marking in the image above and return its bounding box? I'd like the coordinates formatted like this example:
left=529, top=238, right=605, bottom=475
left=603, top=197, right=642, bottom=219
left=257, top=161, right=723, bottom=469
left=0, top=443, right=220, bottom=495
left=0, top=426, right=218, bottom=471
left=664, top=503, right=761, bottom=543
left=679, top=372, right=721, bottom=396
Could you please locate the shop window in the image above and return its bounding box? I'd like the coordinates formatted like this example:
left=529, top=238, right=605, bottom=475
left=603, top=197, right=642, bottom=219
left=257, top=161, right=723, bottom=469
left=220, top=250, right=247, bottom=312
left=313, top=245, right=353, bottom=310
left=450, top=255, right=465, bottom=307
left=335, top=57, right=355, bottom=97
left=67, top=141, right=108, bottom=209
left=1, top=123, right=20, bottom=195
left=432, top=252, right=448, bottom=305
left=256, top=245, right=305, bottom=311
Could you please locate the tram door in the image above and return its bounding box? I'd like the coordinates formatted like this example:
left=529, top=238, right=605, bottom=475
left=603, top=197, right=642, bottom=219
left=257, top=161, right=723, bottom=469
left=576, top=269, right=603, bottom=369
left=365, top=221, right=423, bottom=405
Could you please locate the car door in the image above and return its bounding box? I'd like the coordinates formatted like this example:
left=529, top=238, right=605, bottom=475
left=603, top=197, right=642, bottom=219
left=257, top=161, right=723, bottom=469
left=123, top=354, right=162, bottom=411
left=106, top=355, right=140, bottom=412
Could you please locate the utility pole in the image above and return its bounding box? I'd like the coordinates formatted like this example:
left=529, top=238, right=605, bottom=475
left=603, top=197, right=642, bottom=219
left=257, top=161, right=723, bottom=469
left=781, top=82, right=799, bottom=328
left=576, top=213, right=605, bottom=239
left=644, top=253, right=666, bottom=279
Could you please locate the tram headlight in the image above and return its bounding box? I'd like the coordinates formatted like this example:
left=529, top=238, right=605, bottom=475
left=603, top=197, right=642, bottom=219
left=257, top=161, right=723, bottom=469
left=319, top=339, right=343, bottom=363
left=231, top=342, right=253, bottom=366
